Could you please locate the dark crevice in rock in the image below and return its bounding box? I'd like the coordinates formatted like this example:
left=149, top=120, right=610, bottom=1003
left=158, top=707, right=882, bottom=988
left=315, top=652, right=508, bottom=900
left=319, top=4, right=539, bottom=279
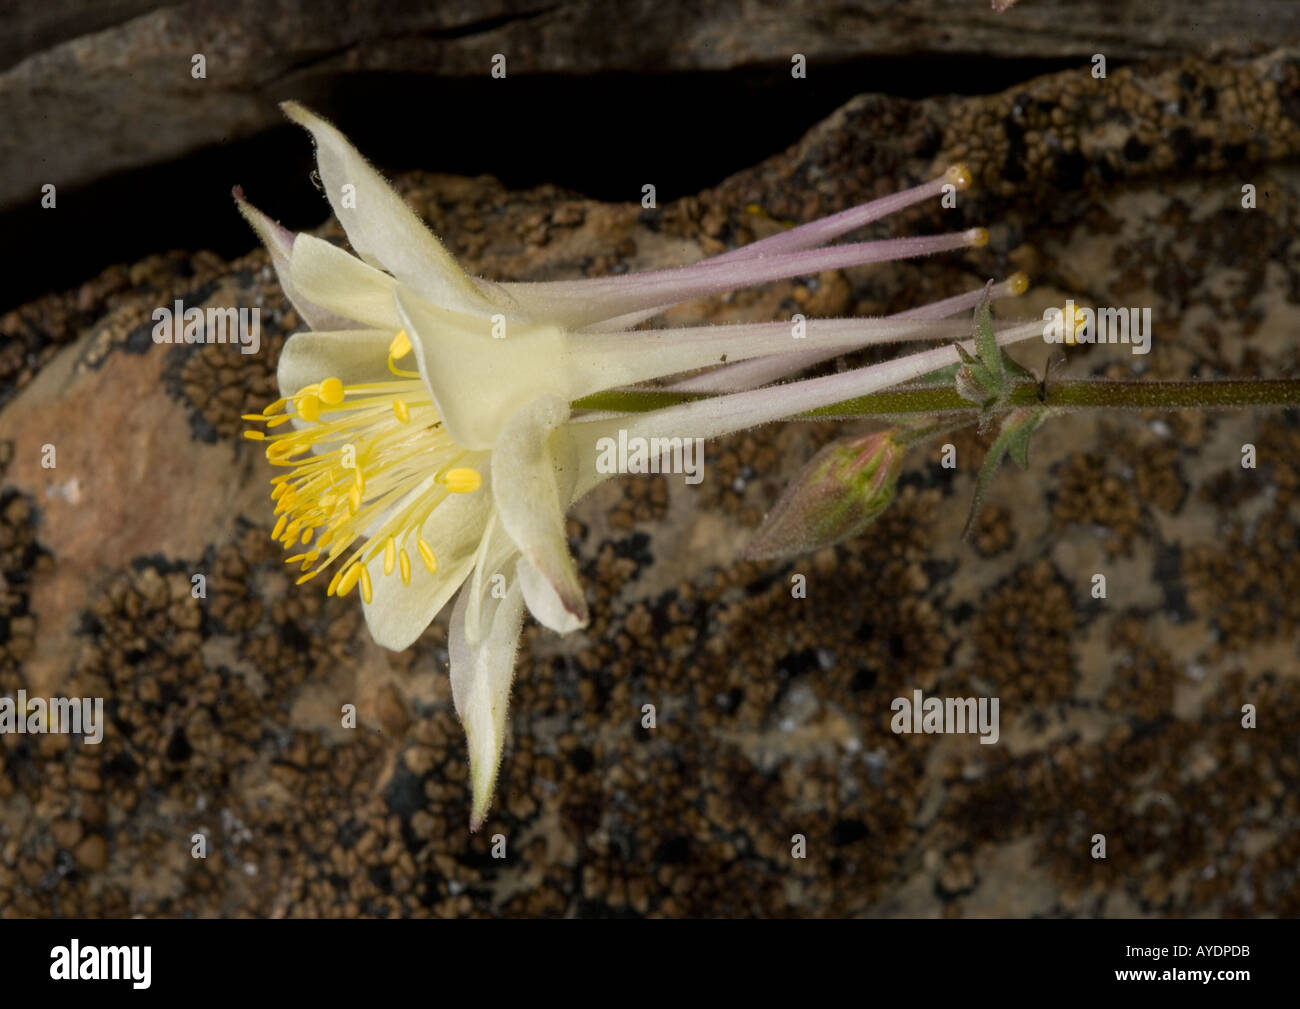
left=2, top=54, right=1083, bottom=315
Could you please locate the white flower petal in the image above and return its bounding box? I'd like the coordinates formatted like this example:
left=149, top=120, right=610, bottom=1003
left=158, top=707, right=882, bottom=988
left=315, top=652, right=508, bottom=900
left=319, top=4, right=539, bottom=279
left=449, top=569, right=526, bottom=831
left=393, top=285, right=570, bottom=451
left=490, top=395, right=588, bottom=634
left=360, top=477, right=494, bottom=651
left=515, top=555, right=584, bottom=634
left=276, top=329, right=394, bottom=396
left=289, top=234, right=403, bottom=332
left=463, top=513, right=524, bottom=649
left=233, top=189, right=352, bottom=331
left=281, top=101, right=496, bottom=317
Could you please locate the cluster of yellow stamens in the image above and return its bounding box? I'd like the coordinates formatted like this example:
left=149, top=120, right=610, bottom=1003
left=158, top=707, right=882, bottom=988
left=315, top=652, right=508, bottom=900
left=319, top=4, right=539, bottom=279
left=243, top=330, right=483, bottom=602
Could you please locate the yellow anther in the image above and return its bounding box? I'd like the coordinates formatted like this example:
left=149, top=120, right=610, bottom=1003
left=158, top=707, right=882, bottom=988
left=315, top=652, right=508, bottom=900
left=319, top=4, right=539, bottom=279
left=945, top=163, right=973, bottom=190
left=393, top=398, right=410, bottom=424
left=442, top=467, right=482, bottom=494
left=389, top=330, right=412, bottom=360
left=359, top=566, right=373, bottom=604
left=337, top=563, right=363, bottom=598
left=1007, top=272, right=1030, bottom=295
left=327, top=567, right=344, bottom=596
left=399, top=549, right=411, bottom=586
left=242, top=413, right=268, bottom=422
left=266, top=414, right=293, bottom=428
left=285, top=553, right=308, bottom=564
left=301, top=527, right=313, bottom=545
left=297, top=394, right=322, bottom=423
left=263, top=398, right=287, bottom=416
left=383, top=537, right=396, bottom=576
left=417, top=538, right=437, bottom=574
left=271, top=482, right=289, bottom=501
left=318, top=377, right=345, bottom=406
left=1062, top=304, right=1086, bottom=346
left=968, top=227, right=989, bottom=248
left=353, top=468, right=365, bottom=494
left=243, top=430, right=266, bottom=441
left=296, top=571, right=320, bottom=585
left=273, top=514, right=288, bottom=540
left=317, top=529, right=335, bottom=549
left=268, top=439, right=301, bottom=460
left=347, top=484, right=362, bottom=514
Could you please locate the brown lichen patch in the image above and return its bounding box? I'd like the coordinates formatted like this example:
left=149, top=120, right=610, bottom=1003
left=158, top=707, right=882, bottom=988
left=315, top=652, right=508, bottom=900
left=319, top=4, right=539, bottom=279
left=1117, top=435, right=1188, bottom=516
left=1181, top=506, right=1300, bottom=663
left=0, top=263, right=136, bottom=409
left=1102, top=616, right=1179, bottom=723
left=970, top=504, right=1016, bottom=557
left=1051, top=452, right=1142, bottom=553
left=948, top=665, right=1300, bottom=915
left=0, top=491, right=49, bottom=683
left=692, top=429, right=788, bottom=527
left=608, top=474, right=669, bottom=532
left=173, top=274, right=295, bottom=443
left=965, top=559, right=1078, bottom=707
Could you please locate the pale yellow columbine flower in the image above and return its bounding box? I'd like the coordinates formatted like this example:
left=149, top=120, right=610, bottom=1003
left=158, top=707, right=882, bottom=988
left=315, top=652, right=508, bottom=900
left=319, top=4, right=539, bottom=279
left=237, top=102, right=1039, bottom=828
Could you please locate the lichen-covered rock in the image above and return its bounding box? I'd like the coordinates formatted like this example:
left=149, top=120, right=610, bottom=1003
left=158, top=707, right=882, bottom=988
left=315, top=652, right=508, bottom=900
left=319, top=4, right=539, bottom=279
left=2, top=52, right=1299, bottom=917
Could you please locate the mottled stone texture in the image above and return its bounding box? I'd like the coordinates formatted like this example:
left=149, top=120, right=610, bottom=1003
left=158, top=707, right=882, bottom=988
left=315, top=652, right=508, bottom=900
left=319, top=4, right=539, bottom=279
left=4, top=0, right=1300, bottom=212
left=2, top=45, right=1299, bottom=916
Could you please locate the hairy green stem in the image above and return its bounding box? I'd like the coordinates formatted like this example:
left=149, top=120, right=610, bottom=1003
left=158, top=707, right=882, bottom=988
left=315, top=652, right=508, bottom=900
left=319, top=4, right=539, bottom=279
left=575, top=378, right=1300, bottom=419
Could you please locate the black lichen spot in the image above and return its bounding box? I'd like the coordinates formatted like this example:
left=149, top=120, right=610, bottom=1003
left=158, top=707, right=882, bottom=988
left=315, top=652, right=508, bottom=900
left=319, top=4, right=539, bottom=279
left=568, top=746, right=595, bottom=774
left=336, top=818, right=364, bottom=850
left=1152, top=542, right=1192, bottom=625
left=851, top=666, right=878, bottom=692
left=368, top=864, right=393, bottom=893
left=1055, top=151, right=1087, bottom=191
left=653, top=836, right=690, bottom=864
left=611, top=532, right=654, bottom=570
left=831, top=818, right=869, bottom=846
left=1123, top=136, right=1151, bottom=163
left=776, top=648, right=820, bottom=679
left=1001, top=115, right=1028, bottom=183
left=165, top=727, right=192, bottom=763
left=124, top=321, right=156, bottom=354
left=188, top=410, right=220, bottom=445
left=1167, top=127, right=1212, bottom=166
left=383, top=761, right=427, bottom=819
left=887, top=633, right=907, bottom=660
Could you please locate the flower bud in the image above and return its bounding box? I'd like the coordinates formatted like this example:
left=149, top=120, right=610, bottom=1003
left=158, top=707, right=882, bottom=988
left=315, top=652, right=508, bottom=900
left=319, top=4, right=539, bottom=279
left=743, top=429, right=904, bottom=561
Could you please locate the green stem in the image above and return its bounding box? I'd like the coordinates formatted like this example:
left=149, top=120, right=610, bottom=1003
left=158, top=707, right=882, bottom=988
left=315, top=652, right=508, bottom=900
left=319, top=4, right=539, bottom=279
left=574, top=379, right=1300, bottom=419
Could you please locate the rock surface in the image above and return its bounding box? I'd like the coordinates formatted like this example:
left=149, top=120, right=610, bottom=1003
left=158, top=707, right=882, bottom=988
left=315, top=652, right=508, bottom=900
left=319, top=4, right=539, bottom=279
left=4, top=0, right=1300, bottom=213
left=2, top=47, right=1300, bottom=917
